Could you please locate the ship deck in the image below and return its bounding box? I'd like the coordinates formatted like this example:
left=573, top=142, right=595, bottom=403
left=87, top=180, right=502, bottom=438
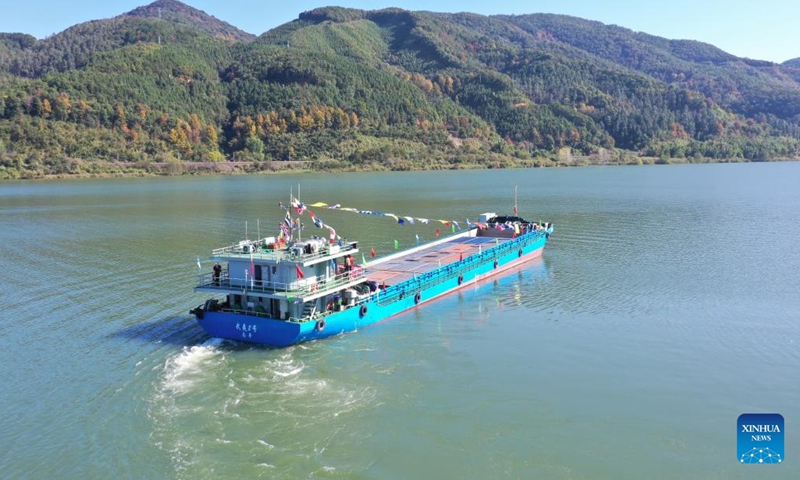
left=364, top=234, right=511, bottom=286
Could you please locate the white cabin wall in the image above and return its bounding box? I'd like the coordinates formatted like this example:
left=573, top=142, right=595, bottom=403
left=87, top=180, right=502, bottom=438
left=229, top=260, right=248, bottom=287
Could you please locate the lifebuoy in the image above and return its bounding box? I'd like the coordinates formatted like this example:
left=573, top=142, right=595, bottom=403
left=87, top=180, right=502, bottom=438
left=414, top=292, right=421, bottom=304
left=518, top=249, right=523, bottom=257
left=316, top=319, right=326, bottom=331
left=494, top=260, right=499, bottom=269
left=457, top=274, right=464, bottom=285
left=359, top=304, right=368, bottom=318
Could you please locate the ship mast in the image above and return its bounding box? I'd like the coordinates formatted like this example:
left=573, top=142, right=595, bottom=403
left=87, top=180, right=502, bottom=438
left=514, top=185, right=518, bottom=215
left=297, top=183, right=301, bottom=242
left=289, top=186, right=294, bottom=243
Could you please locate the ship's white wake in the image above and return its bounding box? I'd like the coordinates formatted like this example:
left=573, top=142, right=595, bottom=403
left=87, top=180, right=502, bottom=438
left=147, top=343, right=378, bottom=477
left=161, top=338, right=226, bottom=395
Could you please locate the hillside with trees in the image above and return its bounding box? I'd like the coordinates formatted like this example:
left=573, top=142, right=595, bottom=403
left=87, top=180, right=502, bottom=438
left=1, top=1, right=799, bottom=178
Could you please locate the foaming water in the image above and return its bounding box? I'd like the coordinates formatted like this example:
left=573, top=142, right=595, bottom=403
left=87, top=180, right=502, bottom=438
left=146, top=340, right=381, bottom=477
left=161, top=338, right=227, bottom=395
left=3, top=165, right=800, bottom=479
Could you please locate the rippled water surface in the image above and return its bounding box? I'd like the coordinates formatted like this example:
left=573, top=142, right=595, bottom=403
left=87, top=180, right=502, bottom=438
left=1, top=164, right=799, bottom=479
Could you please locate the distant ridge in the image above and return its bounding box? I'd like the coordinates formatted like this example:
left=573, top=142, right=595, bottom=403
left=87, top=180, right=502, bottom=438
left=124, top=0, right=255, bottom=43
left=0, top=0, right=253, bottom=77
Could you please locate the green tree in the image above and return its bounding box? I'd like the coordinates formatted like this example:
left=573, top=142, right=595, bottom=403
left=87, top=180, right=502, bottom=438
left=245, top=136, right=265, bottom=159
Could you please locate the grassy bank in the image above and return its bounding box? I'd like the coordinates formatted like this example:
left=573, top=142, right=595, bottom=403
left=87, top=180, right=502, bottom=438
left=0, top=153, right=795, bottom=181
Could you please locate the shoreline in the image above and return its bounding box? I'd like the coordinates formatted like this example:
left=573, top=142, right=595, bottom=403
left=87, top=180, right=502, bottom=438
left=1, top=156, right=797, bottom=181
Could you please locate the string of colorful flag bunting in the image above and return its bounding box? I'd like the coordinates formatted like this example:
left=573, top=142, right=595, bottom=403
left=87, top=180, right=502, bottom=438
left=279, top=198, right=525, bottom=266
left=278, top=197, right=338, bottom=242
left=307, top=201, right=465, bottom=234
left=284, top=198, right=520, bottom=241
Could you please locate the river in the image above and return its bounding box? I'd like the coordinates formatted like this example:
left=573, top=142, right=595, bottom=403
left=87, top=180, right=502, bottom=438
left=1, top=163, right=798, bottom=478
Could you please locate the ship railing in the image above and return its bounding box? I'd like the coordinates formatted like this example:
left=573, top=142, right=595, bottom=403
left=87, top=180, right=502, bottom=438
left=211, top=239, right=357, bottom=260
left=290, top=241, right=359, bottom=264
left=291, top=231, right=539, bottom=320
left=290, top=293, right=382, bottom=324
left=211, top=237, right=280, bottom=256
left=287, top=308, right=335, bottom=324
left=376, top=229, right=546, bottom=305
left=294, top=269, right=367, bottom=295
left=196, top=269, right=366, bottom=296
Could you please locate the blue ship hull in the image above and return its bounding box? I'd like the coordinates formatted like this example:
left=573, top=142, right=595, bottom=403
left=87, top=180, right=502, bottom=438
left=195, top=230, right=549, bottom=347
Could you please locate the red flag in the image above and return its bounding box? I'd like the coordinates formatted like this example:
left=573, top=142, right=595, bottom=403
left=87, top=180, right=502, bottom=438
left=514, top=205, right=518, bottom=215
left=371, top=247, right=376, bottom=258
left=459, top=252, right=463, bottom=261
left=435, top=228, right=441, bottom=238
left=295, top=265, right=304, bottom=279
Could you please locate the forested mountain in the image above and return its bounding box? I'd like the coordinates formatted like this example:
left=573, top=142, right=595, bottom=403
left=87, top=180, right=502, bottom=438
left=1, top=1, right=799, bottom=178
left=126, top=0, right=255, bottom=42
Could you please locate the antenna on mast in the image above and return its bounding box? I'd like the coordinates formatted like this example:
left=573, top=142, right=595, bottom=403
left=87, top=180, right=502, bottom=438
left=514, top=185, right=518, bottom=215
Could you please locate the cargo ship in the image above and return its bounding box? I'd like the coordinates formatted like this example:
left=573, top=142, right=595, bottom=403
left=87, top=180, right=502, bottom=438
left=190, top=200, right=552, bottom=347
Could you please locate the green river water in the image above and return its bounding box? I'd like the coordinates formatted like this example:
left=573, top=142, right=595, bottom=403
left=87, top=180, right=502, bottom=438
left=1, top=163, right=798, bottom=479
